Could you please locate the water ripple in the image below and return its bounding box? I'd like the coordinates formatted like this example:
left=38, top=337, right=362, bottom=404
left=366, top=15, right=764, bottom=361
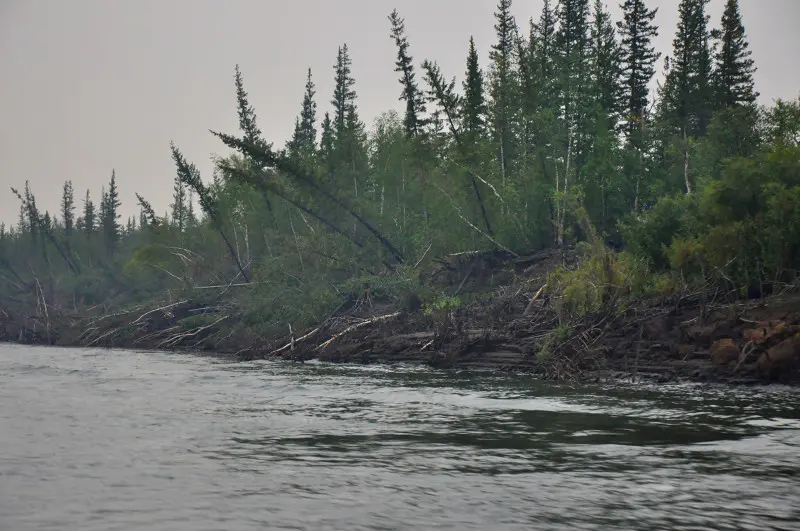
left=1, top=345, right=799, bottom=530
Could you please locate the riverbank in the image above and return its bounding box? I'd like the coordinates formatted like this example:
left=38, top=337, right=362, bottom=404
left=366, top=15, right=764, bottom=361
left=2, top=249, right=799, bottom=386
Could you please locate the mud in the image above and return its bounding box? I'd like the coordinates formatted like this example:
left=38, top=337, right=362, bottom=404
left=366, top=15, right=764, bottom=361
left=2, top=250, right=799, bottom=386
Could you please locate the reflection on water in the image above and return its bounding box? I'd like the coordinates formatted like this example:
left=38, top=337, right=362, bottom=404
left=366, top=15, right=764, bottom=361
left=1, top=344, right=799, bottom=530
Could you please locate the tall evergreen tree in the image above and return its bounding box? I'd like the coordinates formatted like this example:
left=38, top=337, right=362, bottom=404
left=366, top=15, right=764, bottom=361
left=488, top=0, right=519, bottom=179
left=659, top=0, right=713, bottom=195
left=23, top=181, right=40, bottom=241
left=712, top=0, right=757, bottom=107
left=534, top=0, right=557, bottom=97
left=556, top=0, right=592, bottom=109
left=170, top=171, right=187, bottom=231
left=556, top=0, right=592, bottom=189
left=82, top=189, right=95, bottom=236
left=617, top=0, right=660, bottom=138
left=101, top=169, right=121, bottom=252
left=319, top=112, right=335, bottom=167
left=234, top=64, right=270, bottom=150
left=662, top=0, right=713, bottom=136
left=590, top=0, right=622, bottom=122
left=462, top=36, right=488, bottom=143
left=17, top=203, right=27, bottom=235
left=287, top=68, right=319, bottom=172
left=61, top=180, right=75, bottom=238
left=389, top=9, right=427, bottom=137
left=186, top=189, right=198, bottom=228
left=331, top=44, right=357, bottom=135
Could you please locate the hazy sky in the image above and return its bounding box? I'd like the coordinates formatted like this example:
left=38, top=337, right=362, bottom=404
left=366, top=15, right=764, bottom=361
left=1, top=0, right=799, bottom=226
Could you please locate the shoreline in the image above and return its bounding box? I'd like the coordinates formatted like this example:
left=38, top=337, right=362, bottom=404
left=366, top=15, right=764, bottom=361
left=4, top=283, right=798, bottom=387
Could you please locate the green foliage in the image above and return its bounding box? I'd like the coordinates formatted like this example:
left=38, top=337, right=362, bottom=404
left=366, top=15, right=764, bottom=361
left=547, top=241, right=626, bottom=321
left=2, top=3, right=798, bottom=354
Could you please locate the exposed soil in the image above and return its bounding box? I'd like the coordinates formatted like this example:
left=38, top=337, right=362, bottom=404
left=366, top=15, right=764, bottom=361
left=3, top=249, right=799, bottom=386
left=270, top=250, right=800, bottom=386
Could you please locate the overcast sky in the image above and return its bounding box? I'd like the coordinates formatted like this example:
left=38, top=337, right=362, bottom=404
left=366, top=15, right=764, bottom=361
left=1, top=0, right=798, bottom=226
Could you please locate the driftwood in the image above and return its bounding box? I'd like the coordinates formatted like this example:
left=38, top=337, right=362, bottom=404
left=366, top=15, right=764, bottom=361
left=315, top=312, right=400, bottom=351
left=523, top=284, right=547, bottom=317
left=270, top=327, right=319, bottom=356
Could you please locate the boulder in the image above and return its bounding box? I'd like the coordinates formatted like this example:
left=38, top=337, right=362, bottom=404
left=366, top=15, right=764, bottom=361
left=757, top=337, right=800, bottom=378
left=743, top=321, right=792, bottom=345
left=711, top=338, right=740, bottom=365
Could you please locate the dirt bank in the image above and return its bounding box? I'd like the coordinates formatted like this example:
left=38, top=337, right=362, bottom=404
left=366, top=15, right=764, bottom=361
left=2, top=250, right=799, bottom=385
left=263, top=250, right=800, bottom=385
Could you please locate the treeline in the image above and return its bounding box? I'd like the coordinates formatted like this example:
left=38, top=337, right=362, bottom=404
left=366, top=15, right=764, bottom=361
left=1, top=0, right=799, bottom=341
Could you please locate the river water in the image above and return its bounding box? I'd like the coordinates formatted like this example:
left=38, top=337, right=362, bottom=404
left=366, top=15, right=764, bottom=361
left=1, top=345, right=798, bottom=531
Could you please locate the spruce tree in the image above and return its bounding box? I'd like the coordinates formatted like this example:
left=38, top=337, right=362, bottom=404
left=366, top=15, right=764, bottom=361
left=712, top=0, right=757, bottom=107
left=556, top=0, right=592, bottom=185
left=299, top=68, right=318, bottom=151
left=556, top=0, right=592, bottom=106
left=488, top=0, right=519, bottom=179
left=23, top=181, right=39, bottom=241
left=82, top=189, right=95, bottom=235
left=534, top=0, right=557, bottom=96
left=289, top=68, right=318, bottom=153
left=590, top=0, right=622, bottom=122
left=319, top=112, right=335, bottom=168
left=662, top=0, right=713, bottom=136
left=331, top=44, right=357, bottom=135
left=617, top=0, right=660, bottom=138
left=389, top=9, right=427, bottom=137
left=101, top=169, right=121, bottom=252
left=60, top=180, right=75, bottom=238
left=234, top=64, right=270, bottom=150
left=170, top=171, right=187, bottom=231
left=462, top=36, right=487, bottom=143
left=17, top=203, right=27, bottom=235
left=186, top=189, right=197, bottom=228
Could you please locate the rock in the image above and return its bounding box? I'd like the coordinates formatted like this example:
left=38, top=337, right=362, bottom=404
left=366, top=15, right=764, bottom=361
left=711, top=338, right=740, bottom=365
left=743, top=321, right=798, bottom=346
left=756, top=337, right=800, bottom=378
left=687, top=324, right=718, bottom=347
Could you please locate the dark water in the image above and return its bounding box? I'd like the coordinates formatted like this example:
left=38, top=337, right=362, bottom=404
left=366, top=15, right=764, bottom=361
left=1, top=345, right=799, bottom=531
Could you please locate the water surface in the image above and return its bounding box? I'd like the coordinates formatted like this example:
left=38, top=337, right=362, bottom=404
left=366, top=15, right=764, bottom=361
left=1, top=344, right=798, bottom=530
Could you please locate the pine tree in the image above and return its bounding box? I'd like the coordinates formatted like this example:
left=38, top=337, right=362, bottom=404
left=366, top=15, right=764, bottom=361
left=60, top=180, right=75, bottom=238
left=288, top=68, right=318, bottom=158
left=319, top=112, right=335, bottom=167
left=660, top=0, right=713, bottom=195
left=101, top=169, right=121, bottom=252
left=556, top=0, right=592, bottom=106
left=186, top=189, right=197, bottom=228
left=534, top=0, right=557, bottom=98
left=389, top=9, right=427, bottom=137
left=234, top=64, right=270, bottom=150
left=556, top=0, right=592, bottom=185
left=712, top=0, right=757, bottom=107
left=17, top=203, right=27, bottom=234
left=488, top=0, right=519, bottom=179
left=662, top=0, right=713, bottom=136
left=23, top=181, right=39, bottom=240
left=590, top=0, right=622, bottom=122
left=462, top=36, right=487, bottom=142
left=328, top=44, right=368, bottom=187
left=82, top=189, right=95, bottom=235
left=617, top=0, right=660, bottom=138
left=170, top=171, right=187, bottom=231
left=331, top=44, right=357, bottom=135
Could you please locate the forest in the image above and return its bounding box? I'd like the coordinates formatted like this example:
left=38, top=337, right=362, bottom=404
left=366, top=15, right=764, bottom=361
left=2, top=0, right=799, bottom=382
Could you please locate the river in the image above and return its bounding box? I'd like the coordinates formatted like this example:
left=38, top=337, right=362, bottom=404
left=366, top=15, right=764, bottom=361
left=1, top=344, right=798, bottom=530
